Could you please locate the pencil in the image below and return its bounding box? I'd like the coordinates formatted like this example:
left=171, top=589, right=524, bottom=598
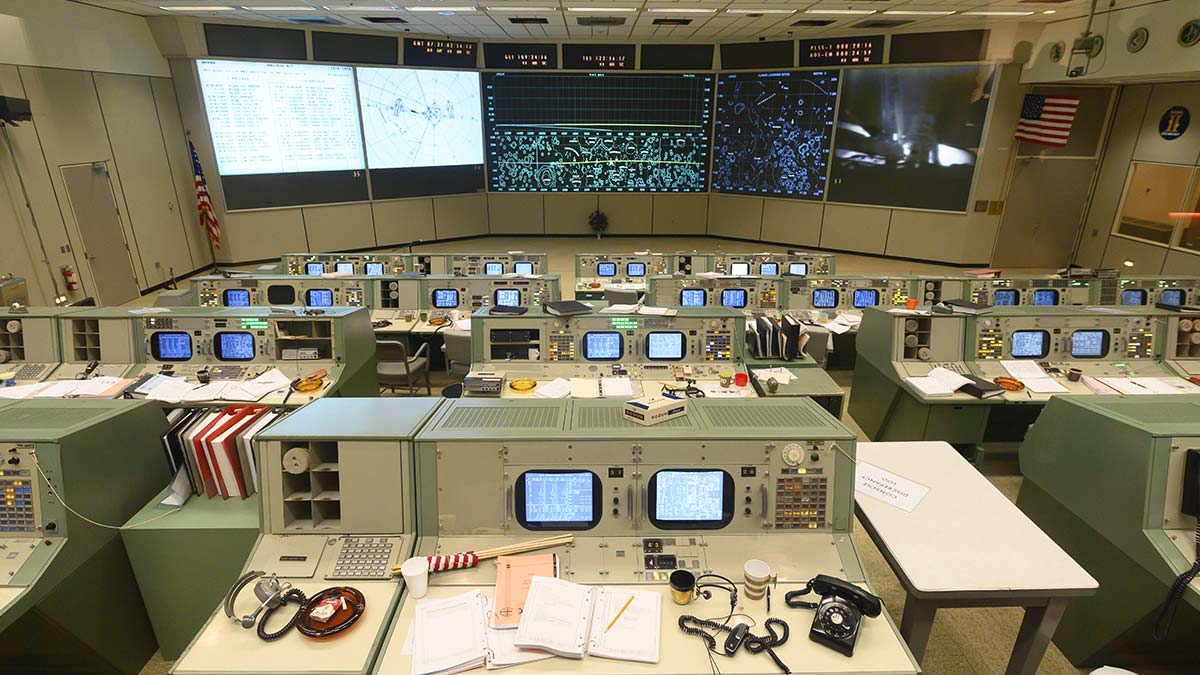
left=604, top=595, right=636, bottom=633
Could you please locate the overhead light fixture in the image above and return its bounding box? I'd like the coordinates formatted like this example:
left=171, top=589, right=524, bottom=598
left=961, top=10, right=1035, bottom=16
left=1043, top=10, right=1056, bottom=14
left=160, top=4, right=235, bottom=9
left=567, top=6, right=638, bottom=11
left=883, top=10, right=956, bottom=16
left=1122, top=259, right=1135, bottom=268
left=805, top=9, right=876, bottom=15
left=243, top=5, right=316, bottom=9
left=405, top=5, right=477, bottom=10
left=726, top=8, right=795, bottom=14
left=485, top=5, right=555, bottom=10
left=324, top=4, right=401, bottom=9
left=647, top=7, right=716, bottom=12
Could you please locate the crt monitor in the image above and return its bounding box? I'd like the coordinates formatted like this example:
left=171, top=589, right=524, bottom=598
left=730, top=262, right=751, bottom=276
left=306, top=289, right=334, bottom=307
left=151, top=332, right=193, bottom=361
left=721, top=289, right=748, bottom=308
left=1161, top=289, right=1185, bottom=306
left=364, top=262, right=384, bottom=276
left=1032, top=289, right=1059, bottom=306
left=627, top=262, right=647, bottom=277
left=812, top=289, right=838, bottom=309
left=514, top=261, right=534, bottom=275
left=645, top=331, right=686, bottom=360
left=788, top=262, right=808, bottom=276
left=647, top=469, right=734, bottom=530
left=335, top=262, right=354, bottom=274
left=223, top=289, right=250, bottom=307
left=1070, top=330, right=1109, bottom=358
left=305, top=262, right=325, bottom=276
left=852, top=289, right=880, bottom=308
left=432, top=289, right=460, bottom=309
left=759, top=262, right=779, bottom=276
left=494, top=289, right=521, bottom=307
left=597, top=262, right=617, bottom=277
left=214, top=332, right=256, bottom=361
left=515, top=470, right=601, bottom=530
left=485, top=262, right=504, bottom=275
left=1121, top=289, right=1148, bottom=306
left=1011, top=330, right=1050, bottom=359
left=583, top=332, right=623, bottom=361
left=993, top=289, right=1018, bottom=306
left=680, top=289, right=707, bottom=307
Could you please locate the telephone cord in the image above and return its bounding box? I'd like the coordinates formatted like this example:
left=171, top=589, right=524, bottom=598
left=678, top=615, right=791, bottom=674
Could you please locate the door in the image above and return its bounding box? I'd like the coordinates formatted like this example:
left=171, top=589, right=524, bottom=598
left=61, top=162, right=140, bottom=304
left=991, top=157, right=1098, bottom=269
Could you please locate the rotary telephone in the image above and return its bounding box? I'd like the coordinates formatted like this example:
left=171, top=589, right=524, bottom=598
left=785, top=574, right=882, bottom=656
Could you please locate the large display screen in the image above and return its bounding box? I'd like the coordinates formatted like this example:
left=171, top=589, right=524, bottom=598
left=306, top=289, right=333, bottom=307
left=305, top=263, right=325, bottom=276
left=196, top=60, right=367, bottom=209
left=1011, top=330, right=1050, bottom=359
left=829, top=65, right=995, bottom=212
left=151, top=332, right=193, bottom=361
left=712, top=70, right=839, bottom=199
left=680, top=289, right=707, bottom=307
left=646, top=332, right=686, bottom=360
left=223, top=289, right=250, bottom=307
left=648, top=469, right=733, bottom=529
left=1121, top=289, right=1148, bottom=306
left=1032, top=289, right=1059, bottom=306
left=721, top=289, right=748, bottom=308
left=483, top=72, right=713, bottom=192
left=583, top=332, right=623, bottom=361
left=356, top=66, right=485, bottom=198
left=432, top=289, right=460, bottom=309
left=1070, top=330, right=1109, bottom=358
left=214, top=332, right=256, bottom=361
left=812, top=288, right=838, bottom=309
left=335, top=262, right=354, bottom=274
left=516, top=471, right=600, bottom=530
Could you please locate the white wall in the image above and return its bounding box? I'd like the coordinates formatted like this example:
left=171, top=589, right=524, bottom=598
left=0, top=0, right=169, bottom=76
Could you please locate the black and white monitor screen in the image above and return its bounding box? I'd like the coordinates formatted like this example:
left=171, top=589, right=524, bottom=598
left=514, top=261, right=534, bottom=275
left=335, top=262, right=354, bottom=274
left=485, top=262, right=504, bottom=275
left=627, top=262, right=647, bottom=277
left=788, top=262, right=808, bottom=275
left=306, top=289, right=333, bottom=307
left=759, top=262, right=779, bottom=276
left=583, top=332, right=623, bottom=361
left=680, top=289, right=707, bottom=307
left=214, top=332, right=256, bottom=361
left=364, top=262, right=385, bottom=276
left=267, top=285, right=296, bottom=304
left=1011, top=330, right=1050, bottom=359
left=515, top=470, right=600, bottom=530
left=597, top=262, right=617, bottom=277
left=151, top=332, right=193, bottom=362
left=1161, top=289, right=1185, bottom=306
left=494, top=289, right=521, bottom=307
left=432, top=289, right=460, bottom=308
left=721, top=289, right=748, bottom=308
left=993, top=289, right=1018, bottom=306
left=1032, top=289, right=1059, bottom=306
left=1121, top=289, right=1148, bottom=306
left=646, top=332, right=686, bottom=360
left=852, top=289, right=880, bottom=308
left=305, top=263, right=325, bottom=276
left=1070, top=330, right=1109, bottom=358
left=223, top=289, right=251, bottom=307
left=729, top=262, right=751, bottom=276
left=648, top=469, right=733, bottom=530
left=812, top=288, right=838, bottom=308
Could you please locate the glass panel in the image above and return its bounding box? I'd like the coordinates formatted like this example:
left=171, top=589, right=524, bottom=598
left=1175, top=173, right=1200, bottom=252
left=1114, top=163, right=1194, bottom=245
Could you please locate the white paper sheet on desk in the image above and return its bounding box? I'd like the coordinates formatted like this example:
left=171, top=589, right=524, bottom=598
left=127, top=307, right=170, bottom=315
left=752, top=367, right=796, bottom=384
left=33, top=380, right=82, bottom=398
left=1002, top=360, right=1049, bottom=380
left=456, top=318, right=471, bottom=331
left=905, top=367, right=972, bottom=397
left=1023, top=377, right=1070, bottom=394
left=599, top=304, right=641, bottom=314
left=701, top=384, right=744, bottom=398
left=637, top=306, right=675, bottom=316
left=135, top=373, right=183, bottom=395
left=569, top=378, right=600, bottom=398
left=159, top=469, right=192, bottom=507
left=856, top=461, right=930, bottom=513
left=1098, top=377, right=1200, bottom=395
left=223, top=369, right=293, bottom=401
left=146, top=378, right=199, bottom=403
left=486, top=623, right=556, bottom=669
left=600, top=377, right=633, bottom=398
left=0, top=382, right=53, bottom=399
left=534, top=378, right=571, bottom=399
left=41, top=376, right=126, bottom=398
left=181, top=381, right=235, bottom=402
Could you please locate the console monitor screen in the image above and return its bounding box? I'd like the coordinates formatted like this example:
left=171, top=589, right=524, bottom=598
left=721, top=289, right=748, bottom=308
left=1121, top=289, right=1148, bottom=306
left=812, top=288, right=838, bottom=309
left=306, top=289, right=334, bottom=307
left=1032, top=289, right=1059, bottom=306
left=305, top=263, right=325, bottom=276
left=365, top=262, right=385, bottom=276
left=514, top=261, right=534, bottom=275
left=1011, top=330, right=1050, bottom=359
left=680, top=289, right=707, bottom=307
left=1161, top=289, right=1185, bottom=306
left=432, top=289, right=460, bottom=309
left=267, top=285, right=297, bottom=305
left=1070, top=330, right=1109, bottom=358
left=730, top=262, right=751, bottom=276
left=223, top=289, right=251, bottom=307
left=853, top=289, right=880, bottom=308
left=648, top=469, right=733, bottom=529
left=788, top=262, right=808, bottom=276
left=646, top=332, right=686, bottom=360
left=485, top=262, right=504, bottom=275
left=597, top=262, right=617, bottom=277
left=993, top=289, right=1018, bottom=306
left=335, top=262, right=354, bottom=274
left=759, top=262, right=779, bottom=276
left=151, top=332, right=193, bottom=361
left=627, top=262, right=647, bottom=277
left=583, top=332, right=623, bottom=361
left=495, top=289, right=521, bottom=307
left=214, top=332, right=256, bottom=361
left=515, top=470, right=601, bottom=530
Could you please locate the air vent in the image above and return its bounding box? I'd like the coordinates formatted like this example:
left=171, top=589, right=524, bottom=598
left=364, top=16, right=409, bottom=23
left=653, top=18, right=692, bottom=26
left=702, top=404, right=828, bottom=431
left=574, top=405, right=696, bottom=430
left=853, top=19, right=911, bottom=29
left=442, top=405, right=562, bottom=430
left=509, top=17, right=550, bottom=24
left=791, top=19, right=835, bottom=27
left=283, top=16, right=344, bottom=25
left=577, top=16, right=626, bottom=26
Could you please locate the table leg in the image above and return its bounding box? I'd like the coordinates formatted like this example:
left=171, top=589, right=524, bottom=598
left=899, top=593, right=938, bottom=663
left=1005, top=598, right=1067, bottom=675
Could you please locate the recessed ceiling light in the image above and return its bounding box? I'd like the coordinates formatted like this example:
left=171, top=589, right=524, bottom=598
left=805, top=9, right=876, bottom=15
left=324, top=4, right=400, bottom=9
left=883, top=10, right=955, bottom=16
left=405, top=5, right=477, bottom=10
left=242, top=5, right=316, bottom=9
left=160, top=5, right=235, bottom=9
left=567, top=6, right=638, bottom=11
left=485, top=5, right=555, bottom=10
left=725, top=8, right=795, bottom=14
left=961, top=10, right=1035, bottom=16
left=1043, top=10, right=1056, bottom=14
left=647, top=7, right=716, bottom=12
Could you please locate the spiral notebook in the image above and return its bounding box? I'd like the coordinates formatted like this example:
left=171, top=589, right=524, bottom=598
left=514, top=577, right=660, bottom=663
left=409, top=590, right=553, bottom=674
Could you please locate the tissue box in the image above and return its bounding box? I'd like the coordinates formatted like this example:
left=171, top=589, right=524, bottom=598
left=623, top=395, right=687, bottom=426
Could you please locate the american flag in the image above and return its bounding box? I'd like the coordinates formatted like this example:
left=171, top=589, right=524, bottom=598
left=1015, top=94, right=1081, bottom=147
left=190, top=139, right=221, bottom=249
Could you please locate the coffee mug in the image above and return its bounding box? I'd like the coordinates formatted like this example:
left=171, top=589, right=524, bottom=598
left=670, top=570, right=696, bottom=605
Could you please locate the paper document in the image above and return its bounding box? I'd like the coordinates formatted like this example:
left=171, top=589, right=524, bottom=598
left=600, top=377, right=633, bottom=398
left=752, top=367, right=796, bottom=384
left=182, top=381, right=236, bottom=403
left=222, top=369, right=292, bottom=401
left=134, top=373, right=184, bottom=395
left=0, top=382, right=53, bottom=399
left=587, top=588, right=661, bottom=664
left=1097, top=377, right=1200, bottom=395
left=700, top=383, right=746, bottom=398
left=599, top=304, right=640, bottom=314
left=1023, top=378, right=1069, bottom=394
left=569, top=378, right=600, bottom=398
left=534, top=378, right=571, bottom=399
left=127, top=307, right=170, bottom=315
left=905, top=367, right=972, bottom=397
left=159, top=469, right=192, bottom=507
left=1002, top=361, right=1049, bottom=381
left=637, top=306, right=675, bottom=316
left=493, top=554, right=556, bottom=629
left=34, top=380, right=83, bottom=398
left=146, top=378, right=199, bottom=404
left=485, top=626, right=555, bottom=669
left=856, top=461, right=931, bottom=513
left=411, top=591, right=490, bottom=675
left=514, top=577, right=593, bottom=658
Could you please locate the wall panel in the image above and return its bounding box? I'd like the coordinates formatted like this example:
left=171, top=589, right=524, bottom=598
left=372, top=198, right=435, bottom=245
left=1161, top=250, right=1200, bottom=276
left=1132, top=83, right=1200, bottom=166
left=433, top=194, right=488, bottom=239
left=760, top=199, right=822, bottom=247
left=706, top=194, right=762, bottom=240
left=820, top=204, right=890, bottom=255
left=221, top=209, right=306, bottom=261
left=1099, top=236, right=1168, bottom=273
left=303, top=202, right=375, bottom=252
left=487, top=194, right=544, bottom=235
left=151, top=76, right=213, bottom=272
left=652, top=194, right=707, bottom=235
left=544, top=194, right=599, bottom=235
left=597, top=194, right=652, bottom=236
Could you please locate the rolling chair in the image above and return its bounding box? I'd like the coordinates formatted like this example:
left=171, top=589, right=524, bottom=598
left=376, top=339, right=431, bottom=395
left=441, top=329, right=472, bottom=378
left=603, top=288, right=642, bottom=305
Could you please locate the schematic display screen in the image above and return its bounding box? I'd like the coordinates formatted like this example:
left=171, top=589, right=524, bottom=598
left=335, top=262, right=354, bottom=274
left=812, top=288, right=838, bottom=309
left=432, top=289, right=460, bottom=308
left=215, top=332, right=256, bottom=361
left=485, top=262, right=504, bottom=275
left=306, top=263, right=325, bottom=275
left=788, top=263, right=808, bottom=276
left=495, top=289, right=521, bottom=307
left=649, top=469, right=733, bottom=529
left=712, top=70, right=839, bottom=199
left=151, top=332, right=193, bottom=361
left=680, top=289, right=707, bottom=307
left=1032, top=289, right=1059, bottom=306
left=627, top=262, right=646, bottom=277
left=584, top=332, right=623, bottom=361
left=760, top=263, right=779, bottom=276
left=1121, top=289, right=1148, bottom=306
left=483, top=72, right=713, bottom=192
left=365, top=262, right=384, bottom=276
left=223, top=289, right=251, bottom=307
left=730, top=262, right=750, bottom=276
left=1161, top=289, right=1185, bottom=306
left=1011, top=330, right=1050, bottom=359
left=646, top=331, right=686, bottom=360
left=516, top=471, right=600, bottom=530
left=853, top=289, right=879, bottom=308
left=1070, top=330, right=1109, bottom=358
left=721, top=289, right=748, bottom=308
left=514, top=262, right=534, bottom=275
left=306, top=289, right=333, bottom=307
left=597, top=262, right=617, bottom=277
left=993, top=289, right=1018, bottom=306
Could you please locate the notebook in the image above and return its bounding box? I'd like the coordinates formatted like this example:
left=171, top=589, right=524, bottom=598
left=411, top=591, right=490, bottom=675
left=514, top=577, right=660, bottom=663
left=492, top=554, right=556, bottom=629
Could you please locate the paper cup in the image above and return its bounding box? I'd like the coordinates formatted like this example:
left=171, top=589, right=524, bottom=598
left=744, top=559, right=771, bottom=600
left=401, top=557, right=430, bottom=599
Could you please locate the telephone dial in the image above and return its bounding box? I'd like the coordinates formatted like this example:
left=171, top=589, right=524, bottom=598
left=785, top=574, right=882, bottom=656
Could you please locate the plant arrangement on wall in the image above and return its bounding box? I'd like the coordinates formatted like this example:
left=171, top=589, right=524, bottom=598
left=589, top=210, right=609, bottom=239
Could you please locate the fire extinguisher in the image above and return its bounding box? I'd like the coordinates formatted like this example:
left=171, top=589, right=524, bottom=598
left=61, top=265, right=79, bottom=292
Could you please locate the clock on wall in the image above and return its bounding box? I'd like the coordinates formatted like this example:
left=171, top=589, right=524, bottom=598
left=1127, top=27, right=1150, bottom=53
left=1050, top=41, right=1066, bottom=62
left=1180, top=19, right=1200, bottom=47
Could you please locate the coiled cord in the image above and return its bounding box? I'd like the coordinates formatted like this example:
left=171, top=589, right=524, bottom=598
left=678, top=615, right=791, bottom=674
left=257, top=588, right=308, bottom=642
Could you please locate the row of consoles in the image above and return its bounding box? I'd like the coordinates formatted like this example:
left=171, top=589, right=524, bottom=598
left=0, top=395, right=1193, bottom=674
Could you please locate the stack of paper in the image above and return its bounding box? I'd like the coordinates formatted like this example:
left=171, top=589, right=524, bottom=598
left=514, top=577, right=661, bottom=663
left=32, top=377, right=132, bottom=399
left=1096, top=377, right=1200, bottom=395
left=904, top=367, right=972, bottom=397
left=752, top=367, right=796, bottom=384
left=411, top=591, right=490, bottom=675
left=0, top=382, right=53, bottom=399
left=534, top=378, right=571, bottom=399
left=599, top=377, right=633, bottom=398
left=569, top=378, right=600, bottom=398
left=1001, top=361, right=1069, bottom=393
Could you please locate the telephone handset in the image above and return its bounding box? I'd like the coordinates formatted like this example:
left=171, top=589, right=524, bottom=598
left=785, top=574, right=882, bottom=656
left=76, top=360, right=99, bottom=380
left=1154, top=449, right=1200, bottom=640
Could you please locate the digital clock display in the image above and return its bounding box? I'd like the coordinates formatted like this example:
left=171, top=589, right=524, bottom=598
left=800, top=36, right=883, bottom=66
left=404, top=38, right=477, bottom=68
left=563, top=43, right=635, bottom=70
left=484, top=42, right=557, bottom=69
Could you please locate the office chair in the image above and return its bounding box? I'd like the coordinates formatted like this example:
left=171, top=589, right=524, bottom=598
left=603, top=288, right=642, bottom=305
left=440, top=329, right=472, bottom=377
left=376, top=339, right=431, bottom=396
